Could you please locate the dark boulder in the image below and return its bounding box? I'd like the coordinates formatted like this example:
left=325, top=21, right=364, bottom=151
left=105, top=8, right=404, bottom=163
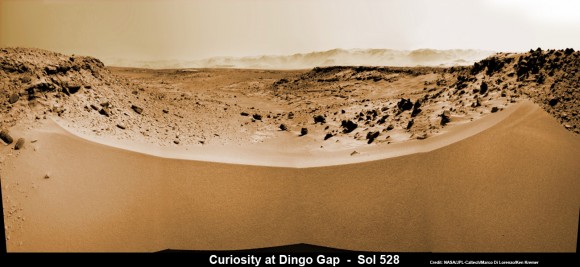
left=99, top=107, right=110, bottom=117
left=406, top=119, right=414, bottom=130
left=300, top=128, right=308, bottom=136
left=45, top=65, right=58, bottom=74
left=377, top=115, right=388, bottom=124
left=549, top=97, right=559, bottom=106
left=0, top=130, right=14, bottom=144
left=341, top=120, right=358, bottom=133
left=252, top=114, right=262, bottom=120
left=66, top=82, right=82, bottom=94
left=324, top=133, right=333, bottom=140
left=397, top=98, right=413, bottom=111
left=411, top=100, right=422, bottom=117
left=491, top=107, right=499, bottom=113
left=440, top=110, right=451, bottom=125
left=279, top=124, right=287, bottom=131
left=366, top=131, right=380, bottom=144
left=480, top=81, right=488, bottom=95
left=314, top=115, right=326, bottom=124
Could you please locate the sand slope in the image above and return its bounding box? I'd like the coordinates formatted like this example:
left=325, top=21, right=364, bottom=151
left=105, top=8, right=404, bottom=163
left=1, top=101, right=579, bottom=252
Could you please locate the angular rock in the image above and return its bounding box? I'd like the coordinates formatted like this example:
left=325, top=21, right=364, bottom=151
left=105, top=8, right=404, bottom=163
left=45, top=65, right=58, bottom=74
left=411, top=100, right=422, bottom=117
left=406, top=119, right=414, bottom=130
left=341, top=120, right=358, bottom=133
left=397, top=98, right=414, bottom=111
left=440, top=111, right=451, bottom=126
left=240, top=112, right=249, bottom=116
left=66, top=82, right=82, bottom=94
left=279, top=124, right=287, bottom=131
left=366, top=131, right=380, bottom=144
left=386, top=125, right=394, bottom=131
left=252, top=114, right=262, bottom=120
left=99, top=107, right=110, bottom=117
left=324, top=133, right=333, bottom=140
left=300, top=128, right=308, bottom=136
left=377, top=115, right=388, bottom=124
left=0, top=130, right=14, bottom=144
left=480, top=81, right=488, bottom=95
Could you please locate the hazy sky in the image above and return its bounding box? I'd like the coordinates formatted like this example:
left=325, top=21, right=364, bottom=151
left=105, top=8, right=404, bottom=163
left=1, top=0, right=579, bottom=61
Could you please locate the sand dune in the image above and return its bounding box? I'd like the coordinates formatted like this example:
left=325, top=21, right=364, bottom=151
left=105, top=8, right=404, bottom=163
left=52, top=100, right=523, bottom=168
left=2, top=100, right=578, bottom=252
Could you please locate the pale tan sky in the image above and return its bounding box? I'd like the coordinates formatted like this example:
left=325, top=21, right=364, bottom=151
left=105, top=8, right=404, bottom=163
left=1, top=0, right=579, bottom=61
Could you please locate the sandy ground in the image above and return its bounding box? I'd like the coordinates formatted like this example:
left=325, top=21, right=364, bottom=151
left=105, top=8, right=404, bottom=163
left=1, top=100, right=578, bottom=252
left=1, top=48, right=579, bottom=252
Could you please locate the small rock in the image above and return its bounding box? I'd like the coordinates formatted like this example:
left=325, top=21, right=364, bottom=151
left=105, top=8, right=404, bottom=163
left=162, top=109, right=169, bottom=113
left=491, top=107, right=499, bottom=113
left=173, top=140, right=180, bottom=144
left=99, top=108, right=110, bottom=117
left=14, top=138, right=25, bottom=150
left=279, top=124, right=287, bottom=131
left=406, top=119, right=414, bottom=130
left=564, top=124, right=573, bottom=129
left=440, top=111, right=451, bottom=125
left=480, top=81, right=488, bottom=94
left=240, top=112, right=249, bottom=116
left=397, top=98, right=414, bottom=111
left=66, top=82, right=82, bottom=94
left=341, top=120, right=358, bottom=133
left=549, top=97, right=559, bottom=106
left=131, top=105, right=143, bottom=114
left=386, top=125, right=394, bottom=131
left=324, top=133, right=333, bottom=140
left=252, top=114, right=262, bottom=120
left=366, top=131, right=380, bottom=144
left=417, top=133, right=428, bottom=140
left=44, top=173, right=50, bottom=179
left=350, top=150, right=359, bottom=156
left=45, top=65, right=58, bottom=74
left=300, top=128, right=308, bottom=136
left=116, top=124, right=126, bottom=130
left=314, top=115, right=326, bottom=124
left=0, top=130, right=14, bottom=144
left=8, top=93, right=19, bottom=104
left=287, top=112, right=294, bottom=119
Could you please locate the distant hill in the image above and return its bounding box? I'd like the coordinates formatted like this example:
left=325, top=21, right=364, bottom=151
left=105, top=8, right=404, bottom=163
left=104, top=48, right=495, bottom=69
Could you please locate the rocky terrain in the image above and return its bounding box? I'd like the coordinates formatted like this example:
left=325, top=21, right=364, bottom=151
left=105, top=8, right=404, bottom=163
left=0, top=47, right=578, bottom=150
